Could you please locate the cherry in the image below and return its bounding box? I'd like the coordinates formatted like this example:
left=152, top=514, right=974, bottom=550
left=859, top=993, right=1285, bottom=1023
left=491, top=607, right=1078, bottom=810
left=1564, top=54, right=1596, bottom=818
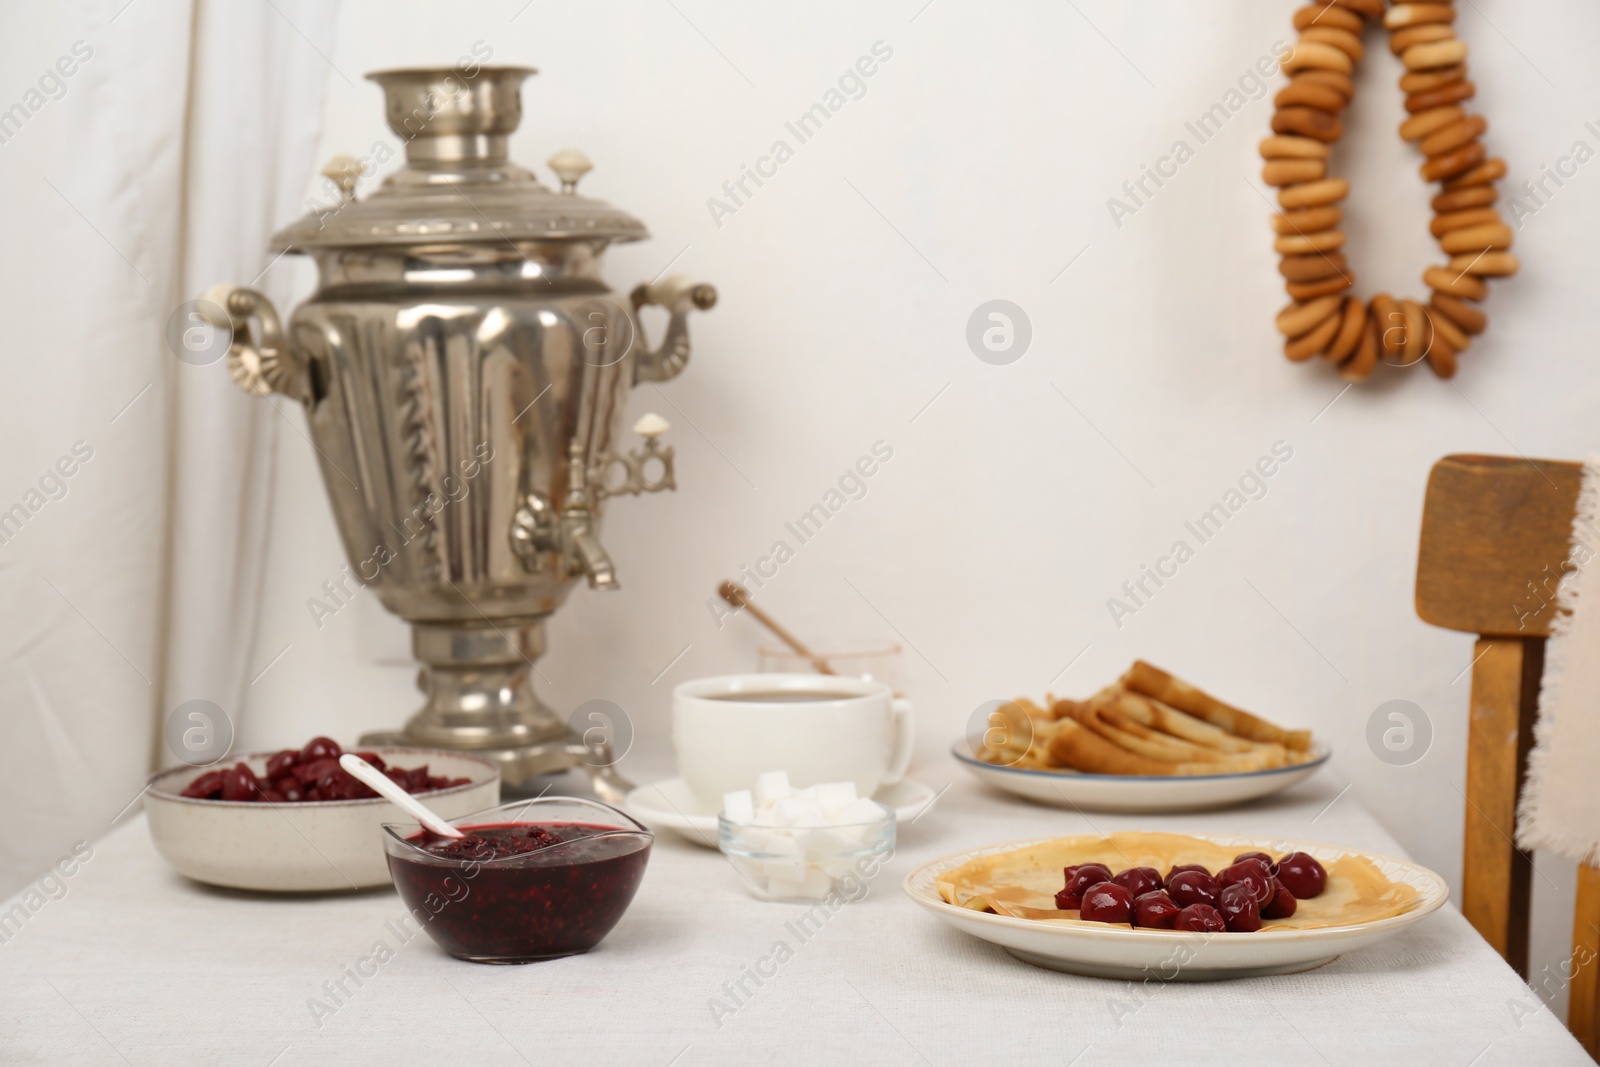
left=301, top=736, right=342, bottom=763
left=1079, top=882, right=1134, bottom=924
left=220, top=762, right=260, bottom=802
left=385, top=767, right=422, bottom=793
left=1218, top=859, right=1274, bottom=905
left=178, top=740, right=474, bottom=804
left=1062, top=863, right=1114, bottom=900
left=338, top=778, right=373, bottom=800
left=1174, top=903, right=1225, bottom=932
left=1276, top=852, right=1328, bottom=899
left=1112, top=866, right=1163, bottom=899
left=398, top=767, right=467, bottom=793
left=1262, top=877, right=1298, bottom=920
left=1233, top=851, right=1278, bottom=874
left=1166, top=870, right=1220, bottom=909
left=1218, top=883, right=1262, bottom=932
left=1166, top=863, right=1209, bottom=883
left=297, top=758, right=342, bottom=789
left=1057, top=863, right=1111, bottom=909
left=1133, top=891, right=1181, bottom=929
left=265, top=749, right=300, bottom=779
left=181, top=770, right=226, bottom=799
left=1056, top=866, right=1081, bottom=906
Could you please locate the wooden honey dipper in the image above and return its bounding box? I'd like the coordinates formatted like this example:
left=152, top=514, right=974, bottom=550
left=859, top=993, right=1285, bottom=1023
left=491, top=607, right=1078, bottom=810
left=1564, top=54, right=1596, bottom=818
left=717, top=581, right=836, bottom=676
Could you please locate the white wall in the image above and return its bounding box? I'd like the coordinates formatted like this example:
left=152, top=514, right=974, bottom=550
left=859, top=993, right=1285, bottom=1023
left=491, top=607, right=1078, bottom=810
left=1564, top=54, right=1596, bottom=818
left=237, top=0, right=1598, bottom=1014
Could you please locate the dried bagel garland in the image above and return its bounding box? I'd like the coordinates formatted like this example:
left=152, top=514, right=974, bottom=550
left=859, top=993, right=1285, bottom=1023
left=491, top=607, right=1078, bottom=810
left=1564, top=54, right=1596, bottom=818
left=1264, top=0, right=1516, bottom=380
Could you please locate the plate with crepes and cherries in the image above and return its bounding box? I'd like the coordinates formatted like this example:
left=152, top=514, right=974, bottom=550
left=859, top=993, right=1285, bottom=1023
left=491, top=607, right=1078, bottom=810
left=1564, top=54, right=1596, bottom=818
left=953, top=661, right=1329, bottom=812
left=904, top=831, right=1446, bottom=980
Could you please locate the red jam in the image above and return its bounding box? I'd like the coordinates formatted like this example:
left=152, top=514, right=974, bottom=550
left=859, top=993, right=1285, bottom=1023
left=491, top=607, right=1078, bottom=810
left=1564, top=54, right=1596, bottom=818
left=386, top=821, right=650, bottom=963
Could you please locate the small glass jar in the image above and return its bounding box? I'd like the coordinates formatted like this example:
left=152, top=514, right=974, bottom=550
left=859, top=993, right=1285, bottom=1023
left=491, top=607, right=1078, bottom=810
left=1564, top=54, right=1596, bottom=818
left=383, top=797, right=652, bottom=963
left=758, top=636, right=905, bottom=696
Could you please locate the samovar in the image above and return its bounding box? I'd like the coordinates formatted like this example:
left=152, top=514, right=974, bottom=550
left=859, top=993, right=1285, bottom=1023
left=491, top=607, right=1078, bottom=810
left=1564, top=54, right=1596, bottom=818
left=202, top=66, right=714, bottom=798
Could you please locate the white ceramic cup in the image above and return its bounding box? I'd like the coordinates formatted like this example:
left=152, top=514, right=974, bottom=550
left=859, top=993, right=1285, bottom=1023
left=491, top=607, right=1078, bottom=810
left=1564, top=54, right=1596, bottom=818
left=672, top=673, right=916, bottom=809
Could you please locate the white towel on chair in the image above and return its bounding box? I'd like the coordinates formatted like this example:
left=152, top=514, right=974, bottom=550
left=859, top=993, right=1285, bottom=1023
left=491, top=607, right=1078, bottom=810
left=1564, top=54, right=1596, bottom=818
left=1519, top=455, right=1600, bottom=863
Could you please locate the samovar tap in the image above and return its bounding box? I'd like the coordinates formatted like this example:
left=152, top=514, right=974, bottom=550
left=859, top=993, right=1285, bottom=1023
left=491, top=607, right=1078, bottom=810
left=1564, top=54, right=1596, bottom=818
left=561, top=439, right=618, bottom=590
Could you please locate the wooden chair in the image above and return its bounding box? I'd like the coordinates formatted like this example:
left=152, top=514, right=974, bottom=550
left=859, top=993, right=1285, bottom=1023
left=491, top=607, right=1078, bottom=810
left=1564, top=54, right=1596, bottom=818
left=1416, top=453, right=1600, bottom=1056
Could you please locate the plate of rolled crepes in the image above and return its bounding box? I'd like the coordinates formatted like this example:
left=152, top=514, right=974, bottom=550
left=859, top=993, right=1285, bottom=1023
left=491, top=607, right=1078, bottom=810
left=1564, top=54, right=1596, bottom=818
left=952, top=661, right=1329, bottom=812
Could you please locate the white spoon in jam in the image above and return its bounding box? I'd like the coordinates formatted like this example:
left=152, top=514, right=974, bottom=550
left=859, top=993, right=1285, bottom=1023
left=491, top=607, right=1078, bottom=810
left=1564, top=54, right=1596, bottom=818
left=339, top=753, right=466, bottom=839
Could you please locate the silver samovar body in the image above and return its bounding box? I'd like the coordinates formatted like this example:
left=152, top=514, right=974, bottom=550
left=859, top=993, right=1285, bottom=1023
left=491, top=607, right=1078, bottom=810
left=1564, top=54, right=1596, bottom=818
left=204, top=67, right=713, bottom=796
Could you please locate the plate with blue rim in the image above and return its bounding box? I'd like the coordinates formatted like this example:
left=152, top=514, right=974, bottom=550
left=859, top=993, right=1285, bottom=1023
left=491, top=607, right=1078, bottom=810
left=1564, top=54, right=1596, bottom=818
left=951, top=739, right=1331, bottom=813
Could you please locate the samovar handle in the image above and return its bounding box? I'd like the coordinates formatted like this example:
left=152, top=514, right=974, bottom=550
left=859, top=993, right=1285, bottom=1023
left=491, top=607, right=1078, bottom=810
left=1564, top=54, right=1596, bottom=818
left=197, top=283, right=307, bottom=401
left=629, top=273, right=717, bottom=384
left=547, top=149, right=713, bottom=384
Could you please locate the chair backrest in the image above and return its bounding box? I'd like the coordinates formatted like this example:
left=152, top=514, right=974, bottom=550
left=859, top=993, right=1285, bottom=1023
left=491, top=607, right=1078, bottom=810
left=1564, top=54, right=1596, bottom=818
left=1416, top=453, right=1598, bottom=1056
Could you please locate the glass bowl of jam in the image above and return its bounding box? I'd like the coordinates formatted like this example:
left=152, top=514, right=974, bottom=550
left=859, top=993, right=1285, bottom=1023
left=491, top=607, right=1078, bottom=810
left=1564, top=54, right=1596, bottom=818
left=382, top=797, right=652, bottom=964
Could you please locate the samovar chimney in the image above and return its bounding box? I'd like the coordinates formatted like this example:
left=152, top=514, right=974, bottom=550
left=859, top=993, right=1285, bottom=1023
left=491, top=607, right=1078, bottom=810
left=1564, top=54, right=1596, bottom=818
left=367, top=65, right=532, bottom=166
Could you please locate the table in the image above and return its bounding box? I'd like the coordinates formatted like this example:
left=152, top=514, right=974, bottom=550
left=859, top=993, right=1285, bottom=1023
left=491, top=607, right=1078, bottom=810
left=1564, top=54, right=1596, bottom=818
left=0, top=771, right=1585, bottom=1065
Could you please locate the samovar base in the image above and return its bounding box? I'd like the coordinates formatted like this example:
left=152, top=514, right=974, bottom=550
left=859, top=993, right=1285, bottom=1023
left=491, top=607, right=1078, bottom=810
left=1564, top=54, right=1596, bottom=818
left=357, top=619, right=634, bottom=801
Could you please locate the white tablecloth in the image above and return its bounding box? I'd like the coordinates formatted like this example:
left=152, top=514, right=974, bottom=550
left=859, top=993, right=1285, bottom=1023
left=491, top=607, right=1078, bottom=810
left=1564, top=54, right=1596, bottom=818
left=0, top=772, right=1584, bottom=1065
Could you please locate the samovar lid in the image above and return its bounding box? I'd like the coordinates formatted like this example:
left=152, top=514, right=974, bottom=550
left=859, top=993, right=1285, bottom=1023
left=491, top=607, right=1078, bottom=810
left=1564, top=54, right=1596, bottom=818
left=271, top=66, right=649, bottom=253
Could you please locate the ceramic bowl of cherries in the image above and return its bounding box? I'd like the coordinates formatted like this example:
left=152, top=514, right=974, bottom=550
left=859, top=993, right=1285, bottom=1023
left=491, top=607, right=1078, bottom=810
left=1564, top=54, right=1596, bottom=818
left=145, top=739, right=500, bottom=892
left=1057, top=851, right=1328, bottom=934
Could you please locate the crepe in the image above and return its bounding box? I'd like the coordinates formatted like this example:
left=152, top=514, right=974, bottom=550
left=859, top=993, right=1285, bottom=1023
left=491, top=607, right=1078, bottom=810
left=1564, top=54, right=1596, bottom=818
left=1096, top=689, right=1257, bottom=754
left=1045, top=718, right=1249, bottom=776
left=936, top=832, right=1419, bottom=931
left=1122, top=661, right=1312, bottom=752
left=973, top=662, right=1316, bottom=776
left=1071, top=696, right=1281, bottom=772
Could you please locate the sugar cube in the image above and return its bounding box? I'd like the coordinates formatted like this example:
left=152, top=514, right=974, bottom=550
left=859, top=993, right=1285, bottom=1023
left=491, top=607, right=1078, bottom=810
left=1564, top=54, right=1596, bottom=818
left=731, top=825, right=772, bottom=854
left=753, top=770, right=791, bottom=806
left=801, top=828, right=859, bottom=857
left=726, top=854, right=763, bottom=887
left=820, top=854, right=864, bottom=879
left=759, top=833, right=807, bottom=882
left=813, top=781, right=858, bottom=812
left=776, top=795, right=832, bottom=827
left=771, top=796, right=809, bottom=826
left=836, top=797, right=888, bottom=827
left=722, top=789, right=755, bottom=824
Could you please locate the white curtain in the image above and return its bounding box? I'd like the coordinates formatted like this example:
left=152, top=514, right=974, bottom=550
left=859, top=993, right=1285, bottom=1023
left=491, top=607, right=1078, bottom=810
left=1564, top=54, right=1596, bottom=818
left=0, top=0, right=339, bottom=896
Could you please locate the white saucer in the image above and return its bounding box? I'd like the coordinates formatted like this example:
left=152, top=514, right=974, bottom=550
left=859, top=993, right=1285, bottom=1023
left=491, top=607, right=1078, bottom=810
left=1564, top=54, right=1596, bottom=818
left=624, top=777, right=939, bottom=847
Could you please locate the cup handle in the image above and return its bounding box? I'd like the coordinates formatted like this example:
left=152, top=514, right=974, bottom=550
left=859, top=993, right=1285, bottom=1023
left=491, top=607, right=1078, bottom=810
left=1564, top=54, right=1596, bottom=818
left=881, top=697, right=916, bottom=787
